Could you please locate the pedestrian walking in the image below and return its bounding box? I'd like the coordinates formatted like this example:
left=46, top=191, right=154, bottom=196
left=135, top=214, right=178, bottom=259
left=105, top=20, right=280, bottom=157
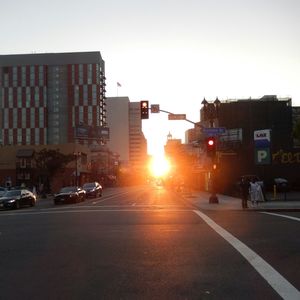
left=249, top=180, right=259, bottom=206
left=250, top=180, right=265, bottom=206
left=240, top=178, right=250, bottom=209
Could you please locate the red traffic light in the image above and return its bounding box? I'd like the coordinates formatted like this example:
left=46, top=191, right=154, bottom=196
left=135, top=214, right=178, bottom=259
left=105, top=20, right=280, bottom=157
left=207, top=139, right=215, bottom=146
left=206, top=136, right=216, bottom=157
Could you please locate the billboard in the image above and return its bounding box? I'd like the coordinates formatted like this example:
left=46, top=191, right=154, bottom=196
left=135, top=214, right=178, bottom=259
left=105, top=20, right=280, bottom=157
left=75, top=125, right=109, bottom=140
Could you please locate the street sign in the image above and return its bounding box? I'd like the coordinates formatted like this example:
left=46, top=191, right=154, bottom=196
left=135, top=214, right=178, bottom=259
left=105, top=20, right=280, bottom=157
left=203, top=127, right=226, bottom=136
left=151, top=104, right=160, bottom=113
left=255, top=148, right=271, bottom=165
left=168, top=114, right=186, bottom=120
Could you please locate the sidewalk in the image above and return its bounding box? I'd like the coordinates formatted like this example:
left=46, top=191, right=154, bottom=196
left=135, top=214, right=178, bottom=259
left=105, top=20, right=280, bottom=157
left=181, top=190, right=300, bottom=212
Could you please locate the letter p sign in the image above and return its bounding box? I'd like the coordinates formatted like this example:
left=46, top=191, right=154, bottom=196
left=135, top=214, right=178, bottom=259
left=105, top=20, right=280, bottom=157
left=255, top=148, right=271, bottom=165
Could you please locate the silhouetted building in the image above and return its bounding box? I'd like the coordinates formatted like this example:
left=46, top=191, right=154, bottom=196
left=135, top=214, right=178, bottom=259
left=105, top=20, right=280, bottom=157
left=200, top=95, right=300, bottom=193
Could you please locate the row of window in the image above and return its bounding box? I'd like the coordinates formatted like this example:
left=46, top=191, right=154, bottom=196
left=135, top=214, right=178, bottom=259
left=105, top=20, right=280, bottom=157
left=1, top=87, right=47, bottom=108
left=74, top=84, right=99, bottom=106
left=71, top=64, right=103, bottom=85
left=2, top=108, right=45, bottom=129
left=3, top=128, right=46, bottom=145
left=71, top=106, right=104, bottom=127
left=2, top=65, right=45, bottom=87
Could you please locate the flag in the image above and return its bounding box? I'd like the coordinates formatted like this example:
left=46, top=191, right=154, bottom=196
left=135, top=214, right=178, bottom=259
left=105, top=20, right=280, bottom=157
left=117, top=82, right=121, bottom=87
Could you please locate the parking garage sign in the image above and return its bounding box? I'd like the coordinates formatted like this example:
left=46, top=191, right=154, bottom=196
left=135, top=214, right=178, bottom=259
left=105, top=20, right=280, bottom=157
left=254, top=129, right=271, bottom=165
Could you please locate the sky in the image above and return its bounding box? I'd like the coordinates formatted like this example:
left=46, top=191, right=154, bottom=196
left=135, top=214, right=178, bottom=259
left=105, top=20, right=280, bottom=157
left=1, top=0, right=300, bottom=156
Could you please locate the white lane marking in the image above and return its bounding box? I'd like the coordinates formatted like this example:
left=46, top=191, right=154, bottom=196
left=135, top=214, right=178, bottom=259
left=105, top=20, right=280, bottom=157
left=92, top=191, right=134, bottom=204
left=260, top=212, right=300, bottom=222
left=193, top=210, right=300, bottom=300
left=0, top=209, right=193, bottom=217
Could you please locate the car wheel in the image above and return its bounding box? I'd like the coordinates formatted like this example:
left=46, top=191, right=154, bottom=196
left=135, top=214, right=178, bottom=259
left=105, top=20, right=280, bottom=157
left=30, top=200, right=35, bottom=207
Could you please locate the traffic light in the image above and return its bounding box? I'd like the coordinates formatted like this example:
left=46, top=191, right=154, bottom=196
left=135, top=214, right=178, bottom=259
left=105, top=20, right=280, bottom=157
left=140, top=100, right=149, bottom=119
left=206, top=136, right=216, bottom=157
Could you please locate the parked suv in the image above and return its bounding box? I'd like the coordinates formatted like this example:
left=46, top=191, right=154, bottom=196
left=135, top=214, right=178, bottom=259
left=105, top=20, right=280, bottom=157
left=82, top=182, right=103, bottom=198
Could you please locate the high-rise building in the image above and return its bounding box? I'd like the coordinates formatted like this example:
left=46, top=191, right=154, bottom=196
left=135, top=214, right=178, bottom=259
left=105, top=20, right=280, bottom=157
left=129, top=101, right=147, bottom=170
left=106, top=97, right=147, bottom=169
left=0, top=51, right=107, bottom=146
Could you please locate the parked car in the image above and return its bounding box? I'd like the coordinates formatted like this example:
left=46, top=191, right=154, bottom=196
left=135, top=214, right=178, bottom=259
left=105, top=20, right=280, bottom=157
left=54, top=186, right=86, bottom=205
left=0, top=187, right=7, bottom=198
left=0, top=189, right=36, bottom=209
left=82, top=182, right=102, bottom=198
left=274, top=178, right=289, bottom=192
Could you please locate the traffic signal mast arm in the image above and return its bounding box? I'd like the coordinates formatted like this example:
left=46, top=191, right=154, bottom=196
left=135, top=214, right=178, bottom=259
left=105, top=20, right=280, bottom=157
left=159, top=109, right=203, bottom=128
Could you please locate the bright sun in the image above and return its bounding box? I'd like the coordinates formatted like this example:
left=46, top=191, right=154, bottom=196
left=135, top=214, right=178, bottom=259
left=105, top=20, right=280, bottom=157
left=148, top=155, right=171, bottom=178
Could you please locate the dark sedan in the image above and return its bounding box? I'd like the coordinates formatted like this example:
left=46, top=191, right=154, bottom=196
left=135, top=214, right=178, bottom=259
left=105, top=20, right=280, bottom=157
left=54, top=186, right=86, bottom=205
left=82, top=182, right=102, bottom=198
left=0, top=189, right=36, bottom=209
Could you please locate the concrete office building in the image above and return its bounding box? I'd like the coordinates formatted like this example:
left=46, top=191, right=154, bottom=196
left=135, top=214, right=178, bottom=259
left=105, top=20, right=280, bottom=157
left=106, top=97, right=147, bottom=170
left=0, top=51, right=107, bottom=146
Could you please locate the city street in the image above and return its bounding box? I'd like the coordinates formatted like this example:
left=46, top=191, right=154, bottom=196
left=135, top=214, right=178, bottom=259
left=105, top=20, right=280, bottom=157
left=0, top=185, right=299, bottom=300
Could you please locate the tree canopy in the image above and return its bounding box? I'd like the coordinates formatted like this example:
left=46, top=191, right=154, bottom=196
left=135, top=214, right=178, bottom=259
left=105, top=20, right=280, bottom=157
left=35, top=148, right=74, bottom=179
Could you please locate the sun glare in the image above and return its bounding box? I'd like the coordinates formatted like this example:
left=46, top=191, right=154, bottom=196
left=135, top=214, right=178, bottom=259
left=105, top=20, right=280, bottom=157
left=149, top=155, right=171, bottom=178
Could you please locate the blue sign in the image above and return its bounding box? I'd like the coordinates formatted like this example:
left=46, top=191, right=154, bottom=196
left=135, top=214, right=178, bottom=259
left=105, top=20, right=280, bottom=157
left=254, top=140, right=270, bottom=148
left=203, top=127, right=226, bottom=136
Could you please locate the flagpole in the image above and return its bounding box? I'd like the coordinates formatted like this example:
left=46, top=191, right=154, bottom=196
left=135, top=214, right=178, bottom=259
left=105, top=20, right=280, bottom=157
left=116, top=82, right=121, bottom=97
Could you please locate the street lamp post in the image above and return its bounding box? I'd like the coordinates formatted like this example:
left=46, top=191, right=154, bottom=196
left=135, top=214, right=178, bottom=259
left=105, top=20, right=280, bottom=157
left=201, top=97, right=221, bottom=204
left=74, top=151, right=81, bottom=186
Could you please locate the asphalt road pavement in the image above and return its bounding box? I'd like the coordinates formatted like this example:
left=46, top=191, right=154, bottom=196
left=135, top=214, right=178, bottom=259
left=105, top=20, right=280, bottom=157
left=0, top=185, right=299, bottom=299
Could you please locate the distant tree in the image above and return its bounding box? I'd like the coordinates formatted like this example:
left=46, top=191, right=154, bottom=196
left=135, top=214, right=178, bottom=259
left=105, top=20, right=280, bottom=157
left=34, top=149, right=74, bottom=191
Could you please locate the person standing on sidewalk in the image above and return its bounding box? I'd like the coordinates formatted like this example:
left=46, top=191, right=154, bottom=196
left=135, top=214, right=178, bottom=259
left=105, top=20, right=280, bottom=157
left=240, top=178, right=250, bottom=209
left=249, top=180, right=259, bottom=207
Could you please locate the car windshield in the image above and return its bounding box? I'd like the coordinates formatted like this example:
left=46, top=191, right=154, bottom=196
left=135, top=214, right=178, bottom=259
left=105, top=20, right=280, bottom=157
left=3, top=190, right=21, bottom=197
left=83, top=183, right=95, bottom=188
left=60, top=187, right=76, bottom=193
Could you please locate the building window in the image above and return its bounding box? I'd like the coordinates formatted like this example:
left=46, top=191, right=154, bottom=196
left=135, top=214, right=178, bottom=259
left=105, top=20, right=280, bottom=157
left=4, top=108, right=9, bottom=128
left=35, top=128, right=40, bottom=145
left=22, top=108, right=26, bottom=128
left=26, top=128, right=31, bottom=144
left=22, top=66, right=26, bottom=87
left=39, top=108, right=44, bottom=127
left=87, top=64, right=92, bottom=84
left=30, top=108, right=35, bottom=128
left=79, top=106, right=83, bottom=123
left=83, top=85, right=88, bottom=105
left=17, top=128, right=22, bottom=144
left=74, top=86, right=79, bottom=106
left=8, top=129, right=13, bottom=144
left=79, top=64, right=83, bottom=85
left=8, top=88, right=13, bottom=106
left=12, top=108, right=17, bottom=128
left=88, top=106, right=93, bottom=125
left=30, top=66, right=35, bottom=86
left=92, top=85, right=97, bottom=105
